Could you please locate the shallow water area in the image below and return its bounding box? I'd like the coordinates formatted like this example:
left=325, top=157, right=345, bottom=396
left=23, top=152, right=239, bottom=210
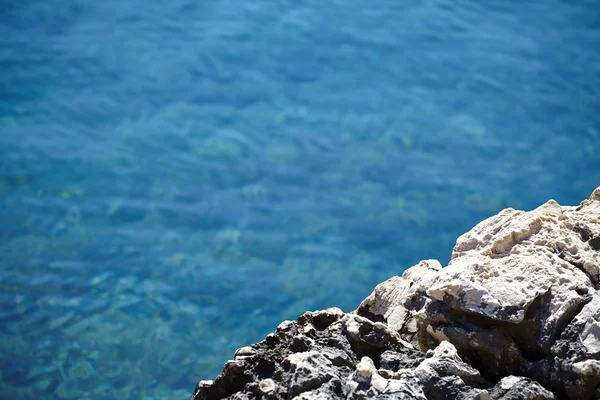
left=1, top=0, right=599, bottom=398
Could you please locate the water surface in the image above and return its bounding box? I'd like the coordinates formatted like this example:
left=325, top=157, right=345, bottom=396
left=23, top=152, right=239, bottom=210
left=1, top=0, right=599, bottom=398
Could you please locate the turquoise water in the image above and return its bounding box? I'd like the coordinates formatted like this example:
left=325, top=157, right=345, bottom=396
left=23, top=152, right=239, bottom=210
left=1, top=0, right=599, bottom=398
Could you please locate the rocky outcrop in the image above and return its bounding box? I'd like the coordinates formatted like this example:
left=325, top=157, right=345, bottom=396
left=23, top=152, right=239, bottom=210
left=191, top=187, right=600, bottom=400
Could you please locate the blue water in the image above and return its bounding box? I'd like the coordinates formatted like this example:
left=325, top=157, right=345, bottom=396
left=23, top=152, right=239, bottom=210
left=1, top=0, right=599, bottom=398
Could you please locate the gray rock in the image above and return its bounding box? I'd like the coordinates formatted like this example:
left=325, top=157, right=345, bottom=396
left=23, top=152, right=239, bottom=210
left=190, top=310, right=489, bottom=400
left=191, top=187, right=600, bottom=400
left=356, top=259, right=442, bottom=345
left=489, top=376, right=556, bottom=400
left=354, top=187, right=600, bottom=398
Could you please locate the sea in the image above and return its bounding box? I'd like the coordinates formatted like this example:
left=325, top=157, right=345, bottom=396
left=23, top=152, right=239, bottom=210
left=1, top=0, right=599, bottom=398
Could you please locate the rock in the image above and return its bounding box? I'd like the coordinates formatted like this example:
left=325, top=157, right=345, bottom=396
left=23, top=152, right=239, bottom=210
left=546, top=291, right=600, bottom=396
left=346, top=356, right=388, bottom=398
left=355, top=186, right=600, bottom=398
left=489, top=376, right=556, bottom=399
left=284, top=351, right=339, bottom=398
left=190, top=309, right=489, bottom=400
left=191, top=187, right=600, bottom=400
left=355, top=259, right=442, bottom=345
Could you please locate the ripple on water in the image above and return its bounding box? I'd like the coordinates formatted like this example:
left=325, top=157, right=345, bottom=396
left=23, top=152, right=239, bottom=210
left=1, top=0, right=599, bottom=398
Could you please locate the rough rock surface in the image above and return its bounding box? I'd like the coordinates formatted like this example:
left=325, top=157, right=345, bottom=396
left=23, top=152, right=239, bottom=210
left=191, top=187, right=600, bottom=400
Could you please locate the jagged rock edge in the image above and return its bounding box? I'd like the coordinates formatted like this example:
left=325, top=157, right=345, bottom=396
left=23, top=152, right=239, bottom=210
left=190, top=187, right=600, bottom=400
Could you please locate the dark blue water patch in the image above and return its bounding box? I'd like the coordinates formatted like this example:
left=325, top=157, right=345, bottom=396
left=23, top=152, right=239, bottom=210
left=0, top=354, right=33, bottom=387
left=103, top=201, right=148, bottom=223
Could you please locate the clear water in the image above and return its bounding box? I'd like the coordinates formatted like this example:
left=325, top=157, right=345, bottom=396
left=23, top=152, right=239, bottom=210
left=1, top=0, right=599, bottom=398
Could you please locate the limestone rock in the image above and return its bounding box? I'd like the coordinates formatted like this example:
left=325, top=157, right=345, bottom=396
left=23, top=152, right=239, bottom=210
left=489, top=376, right=556, bottom=399
left=354, top=186, right=600, bottom=398
left=190, top=309, right=490, bottom=400
left=355, top=259, right=442, bottom=344
left=191, top=187, right=600, bottom=400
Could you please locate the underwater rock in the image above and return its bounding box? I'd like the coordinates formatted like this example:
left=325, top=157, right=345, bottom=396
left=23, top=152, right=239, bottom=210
left=191, top=187, right=600, bottom=399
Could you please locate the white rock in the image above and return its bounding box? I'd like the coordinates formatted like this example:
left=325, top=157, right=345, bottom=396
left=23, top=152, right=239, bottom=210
left=430, top=340, right=460, bottom=361
left=286, top=351, right=331, bottom=368
left=355, top=259, right=442, bottom=338
left=572, top=360, right=600, bottom=376
left=234, top=346, right=256, bottom=360
left=353, top=357, right=387, bottom=393
left=259, top=378, right=276, bottom=393
left=427, top=196, right=596, bottom=349
left=498, top=375, right=522, bottom=390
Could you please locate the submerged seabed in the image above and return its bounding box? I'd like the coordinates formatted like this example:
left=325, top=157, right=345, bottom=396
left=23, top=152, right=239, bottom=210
left=1, top=0, right=599, bottom=398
